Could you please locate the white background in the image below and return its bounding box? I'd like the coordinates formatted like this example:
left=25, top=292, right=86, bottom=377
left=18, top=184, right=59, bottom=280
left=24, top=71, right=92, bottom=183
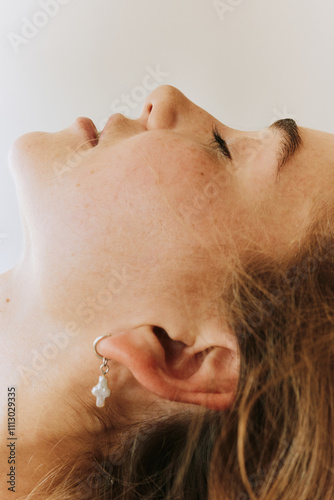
left=0, top=0, right=334, bottom=273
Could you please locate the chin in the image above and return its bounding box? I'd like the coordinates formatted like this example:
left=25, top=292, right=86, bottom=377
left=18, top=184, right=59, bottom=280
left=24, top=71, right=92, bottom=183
left=8, top=132, right=45, bottom=172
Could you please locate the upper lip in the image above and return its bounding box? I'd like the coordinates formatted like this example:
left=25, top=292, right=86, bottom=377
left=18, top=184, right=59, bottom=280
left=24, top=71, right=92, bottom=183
left=98, top=113, right=127, bottom=144
left=98, top=116, right=115, bottom=144
left=93, top=113, right=145, bottom=145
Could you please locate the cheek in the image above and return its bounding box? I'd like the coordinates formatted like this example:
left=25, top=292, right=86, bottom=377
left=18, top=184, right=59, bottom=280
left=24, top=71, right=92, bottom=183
left=59, top=146, right=225, bottom=266
left=74, top=144, right=209, bottom=227
left=67, top=153, right=179, bottom=246
left=234, top=153, right=278, bottom=199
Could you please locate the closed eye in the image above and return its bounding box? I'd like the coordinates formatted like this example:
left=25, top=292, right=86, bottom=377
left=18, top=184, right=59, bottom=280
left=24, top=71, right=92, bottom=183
left=209, top=125, right=232, bottom=160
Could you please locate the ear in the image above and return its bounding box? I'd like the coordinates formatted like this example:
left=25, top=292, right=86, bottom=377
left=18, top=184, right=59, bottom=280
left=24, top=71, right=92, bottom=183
left=98, top=325, right=239, bottom=411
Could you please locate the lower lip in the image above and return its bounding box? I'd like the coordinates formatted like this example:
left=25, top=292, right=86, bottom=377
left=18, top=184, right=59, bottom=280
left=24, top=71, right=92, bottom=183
left=76, top=117, right=98, bottom=147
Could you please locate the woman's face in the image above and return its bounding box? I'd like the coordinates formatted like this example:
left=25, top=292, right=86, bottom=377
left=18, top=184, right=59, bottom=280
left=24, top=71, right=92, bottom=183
left=8, top=85, right=334, bottom=338
left=4, top=84, right=334, bottom=498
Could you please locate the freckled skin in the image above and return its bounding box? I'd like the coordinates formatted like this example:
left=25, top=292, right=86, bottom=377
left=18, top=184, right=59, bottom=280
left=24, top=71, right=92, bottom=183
left=1, top=85, right=334, bottom=496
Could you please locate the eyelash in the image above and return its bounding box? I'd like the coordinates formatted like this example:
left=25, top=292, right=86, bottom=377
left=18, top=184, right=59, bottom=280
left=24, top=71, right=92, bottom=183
left=210, top=125, right=232, bottom=160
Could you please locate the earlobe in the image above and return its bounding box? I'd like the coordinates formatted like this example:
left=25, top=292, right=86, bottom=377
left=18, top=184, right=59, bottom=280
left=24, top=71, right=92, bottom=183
left=98, top=325, right=240, bottom=411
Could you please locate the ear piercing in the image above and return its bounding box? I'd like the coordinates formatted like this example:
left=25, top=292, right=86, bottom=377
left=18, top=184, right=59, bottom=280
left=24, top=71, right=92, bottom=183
left=91, top=335, right=111, bottom=407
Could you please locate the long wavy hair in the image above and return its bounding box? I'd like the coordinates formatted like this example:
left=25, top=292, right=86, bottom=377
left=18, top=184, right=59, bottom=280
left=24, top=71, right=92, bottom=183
left=26, top=198, right=334, bottom=500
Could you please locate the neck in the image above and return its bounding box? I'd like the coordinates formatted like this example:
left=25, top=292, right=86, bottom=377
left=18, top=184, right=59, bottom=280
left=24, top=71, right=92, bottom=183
left=0, top=260, right=30, bottom=384
left=0, top=258, right=97, bottom=498
left=0, top=252, right=155, bottom=497
left=0, top=256, right=54, bottom=382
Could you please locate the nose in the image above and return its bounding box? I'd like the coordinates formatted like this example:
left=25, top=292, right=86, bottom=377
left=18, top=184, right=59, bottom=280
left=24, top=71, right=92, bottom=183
left=139, top=85, right=187, bottom=130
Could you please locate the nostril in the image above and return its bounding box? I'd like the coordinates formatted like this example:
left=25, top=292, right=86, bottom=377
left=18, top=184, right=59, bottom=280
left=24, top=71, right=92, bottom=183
left=139, top=101, right=153, bottom=129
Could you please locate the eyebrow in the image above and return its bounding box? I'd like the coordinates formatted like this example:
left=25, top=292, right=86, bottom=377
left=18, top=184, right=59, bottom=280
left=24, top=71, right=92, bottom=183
left=269, top=118, right=303, bottom=175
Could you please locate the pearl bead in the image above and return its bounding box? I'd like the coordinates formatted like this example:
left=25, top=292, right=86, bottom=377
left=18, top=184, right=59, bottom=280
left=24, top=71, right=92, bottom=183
left=91, top=375, right=111, bottom=407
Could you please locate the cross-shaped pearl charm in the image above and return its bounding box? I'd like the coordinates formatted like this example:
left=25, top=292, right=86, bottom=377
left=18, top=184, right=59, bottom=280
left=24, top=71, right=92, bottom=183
left=91, top=375, right=111, bottom=407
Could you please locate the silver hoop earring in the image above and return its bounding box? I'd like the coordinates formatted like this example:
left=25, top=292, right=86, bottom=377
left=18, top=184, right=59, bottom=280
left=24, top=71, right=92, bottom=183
left=91, top=335, right=111, bottom=407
